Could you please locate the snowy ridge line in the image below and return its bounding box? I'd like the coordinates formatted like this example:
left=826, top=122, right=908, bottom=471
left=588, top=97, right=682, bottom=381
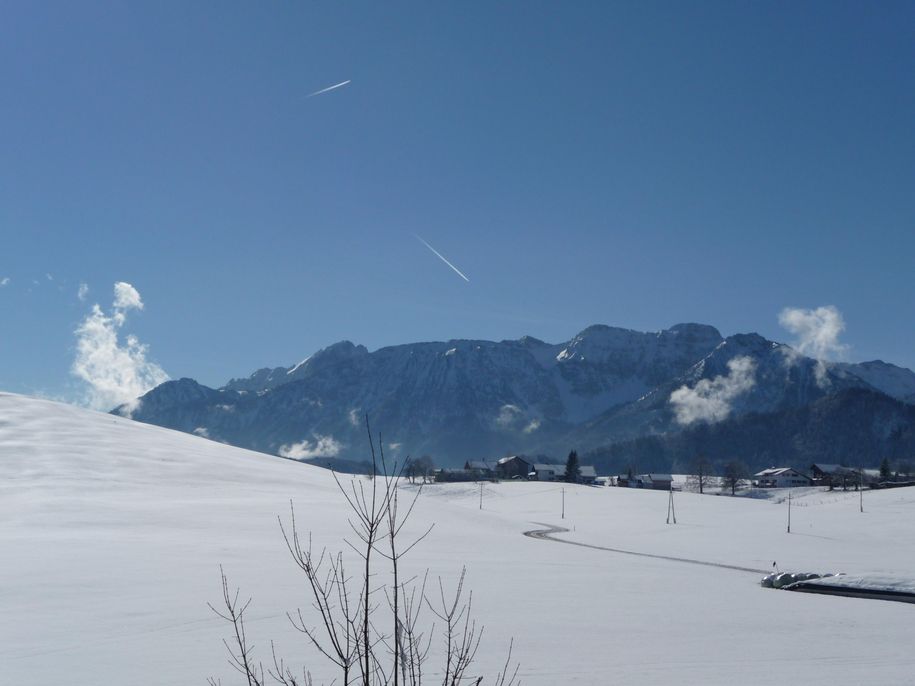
left=523, top=523, right=767, bottom=574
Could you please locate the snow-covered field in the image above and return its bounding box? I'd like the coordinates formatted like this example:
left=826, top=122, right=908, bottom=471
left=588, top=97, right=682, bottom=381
left=2, top=392, right=914, bottom=685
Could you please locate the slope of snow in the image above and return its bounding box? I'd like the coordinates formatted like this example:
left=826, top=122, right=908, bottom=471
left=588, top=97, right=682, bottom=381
left=3, top=392, right=915, bottom=685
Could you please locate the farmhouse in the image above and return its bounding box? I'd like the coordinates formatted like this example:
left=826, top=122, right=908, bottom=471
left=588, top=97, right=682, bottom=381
left=617, top=473, right=673, bottom=490
left=753, top=467, right=812, bottom=488
left=531, top=464, right=564, bottom=481
left=578, top=465, right=598, bottom=485
left=530, top=463, right=599, bottom=484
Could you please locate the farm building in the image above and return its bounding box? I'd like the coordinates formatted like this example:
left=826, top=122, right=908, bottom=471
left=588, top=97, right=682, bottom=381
left=531, top=463, right=599, bottom=484
left=753, top=467, right=812, bottom=488
left=578, top=465, right=598, bottom=485
left=433, top=468, right=476, bottom=483
left=495, top=455, right=533, bottom=479
left=464, top=460, right=496, bottom=479
left=617, top=473, right=673, bottom=490
left=531, top=464, right=564, bottom=481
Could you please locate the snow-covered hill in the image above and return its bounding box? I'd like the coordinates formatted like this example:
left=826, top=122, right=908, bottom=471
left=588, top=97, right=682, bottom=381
left=4, top=392, right=915, bottom=685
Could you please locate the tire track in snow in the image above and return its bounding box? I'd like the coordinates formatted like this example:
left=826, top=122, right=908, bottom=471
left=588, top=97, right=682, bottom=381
left=523, top=522, right=767, bottom=574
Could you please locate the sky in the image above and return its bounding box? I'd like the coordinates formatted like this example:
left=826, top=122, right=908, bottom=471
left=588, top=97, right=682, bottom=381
left=1, top=1, right=913, bottom=406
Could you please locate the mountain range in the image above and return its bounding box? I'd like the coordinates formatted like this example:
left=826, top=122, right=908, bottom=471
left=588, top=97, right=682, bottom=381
left=118, top=323, right=915, bottom=473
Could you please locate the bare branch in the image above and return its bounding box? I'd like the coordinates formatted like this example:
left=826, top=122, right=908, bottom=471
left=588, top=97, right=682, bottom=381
left=208, top=566, right=265, bottom=686
left=210, top=418, right=520, bottom=686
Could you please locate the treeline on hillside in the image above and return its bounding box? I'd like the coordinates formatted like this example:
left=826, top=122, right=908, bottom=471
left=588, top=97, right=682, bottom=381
left=584, top=388, right=915, bottom=476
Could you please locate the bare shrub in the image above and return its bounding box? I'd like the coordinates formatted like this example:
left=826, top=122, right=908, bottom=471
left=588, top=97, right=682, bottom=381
left=209, top=419, right=519, bottom=686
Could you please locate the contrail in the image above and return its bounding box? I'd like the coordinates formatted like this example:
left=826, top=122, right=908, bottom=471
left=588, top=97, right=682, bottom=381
left=413, top=234, right=470, bottom=282
left=307, top=79, right=351, bottom=97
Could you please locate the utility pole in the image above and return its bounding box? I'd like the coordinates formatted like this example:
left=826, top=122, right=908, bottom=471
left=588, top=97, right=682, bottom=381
left=561, top=487, right=565, bottom=520
left=860, top=485, right=863, bottom=513
left=787, top=490, right=791, bottom=533
left=666, top=488, right=677, bottom=524
left=479, top=482, right=483, bottom=510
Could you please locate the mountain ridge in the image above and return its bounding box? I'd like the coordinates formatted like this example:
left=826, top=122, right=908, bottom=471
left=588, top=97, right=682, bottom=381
left=117, top=322, right=915, bottom=470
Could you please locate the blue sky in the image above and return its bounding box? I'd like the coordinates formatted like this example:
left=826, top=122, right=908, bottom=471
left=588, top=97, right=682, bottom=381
left=1, top=1, right=913, bottom=405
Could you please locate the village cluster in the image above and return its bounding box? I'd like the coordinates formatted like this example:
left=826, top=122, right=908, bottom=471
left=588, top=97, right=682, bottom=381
left=429, top=456, right=915, bottom=493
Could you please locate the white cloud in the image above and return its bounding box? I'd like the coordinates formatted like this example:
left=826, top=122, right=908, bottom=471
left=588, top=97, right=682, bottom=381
left=670, top=356, right=757, bottom=426
left=77, top=282, right=89, bottom=301
left=113, top=281, right=144, bottom=312
left=496, top=404, right=542, bottom=433
left=348, top=408, right=362, bottom=427
left=71, top=282, right=169, bottom=412
left=0, top=277, right=9, bottom=287
left=496, top=404, right=522, bottom=428
left=279, top=434, right=343, bottom=460
left=193, top=427, right=211, bottom=438
left=778, top=305, right=848, bottom=387
left=46, top=273, right=54, bottom=281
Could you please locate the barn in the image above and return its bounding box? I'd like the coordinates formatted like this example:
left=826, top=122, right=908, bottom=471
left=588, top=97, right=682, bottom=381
left=754, top=467, right=812, bottom=488
left=495, top=455, right=533, bottom=479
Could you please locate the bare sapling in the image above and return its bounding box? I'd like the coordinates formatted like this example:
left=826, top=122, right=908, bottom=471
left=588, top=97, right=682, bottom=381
left=209, top=417, right=520, bottom=686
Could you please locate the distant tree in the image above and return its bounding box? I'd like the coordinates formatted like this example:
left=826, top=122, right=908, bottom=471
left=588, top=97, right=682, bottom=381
left=897, top=461, right=912, bottom=480
left=686, top=455, right=714, bottom=494
left=404, top=458, right=419, bottom=484
left=721, top=460, right=749, bottom=496
left=565, top=450, right=581, bottom=483
left=880, top=456, right=893, bottom=481
left=412, top=455, right=435, bottom=483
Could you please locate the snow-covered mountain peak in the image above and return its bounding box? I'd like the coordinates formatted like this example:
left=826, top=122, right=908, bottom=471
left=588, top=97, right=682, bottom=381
left=834, top=360, right=915, bottom=403
left=224, top=366, right=291, bottom=393
left=310, top=340, right=369, bottom=361
left=557, top=323, right=723, bottom=367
